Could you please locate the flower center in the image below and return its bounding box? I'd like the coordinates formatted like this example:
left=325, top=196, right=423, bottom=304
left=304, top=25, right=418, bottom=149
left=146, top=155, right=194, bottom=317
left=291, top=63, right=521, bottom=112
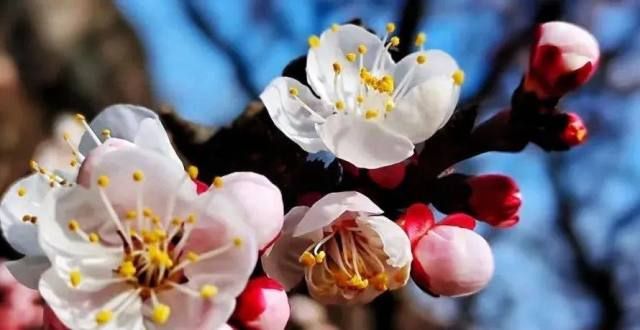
left=298, top=219, right=393, bottom=294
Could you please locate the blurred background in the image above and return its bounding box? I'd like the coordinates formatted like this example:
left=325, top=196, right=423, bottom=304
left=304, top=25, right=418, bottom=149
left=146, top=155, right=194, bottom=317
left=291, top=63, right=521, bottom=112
left=0, top=0, right=638, bottom=329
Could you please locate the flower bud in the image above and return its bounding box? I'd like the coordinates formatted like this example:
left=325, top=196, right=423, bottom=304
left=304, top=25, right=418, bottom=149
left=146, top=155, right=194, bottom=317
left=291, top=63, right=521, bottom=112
left=525, top=21, right=599, bottom=98
left=560, top=112, right=588, bottom=147
left=367, top=161, right=407, bottom=189
left=411, top=224, right=494, bottom=297
left=232, top=277, right=290, bottom=330
left=468, top=175, right=521, bottom=228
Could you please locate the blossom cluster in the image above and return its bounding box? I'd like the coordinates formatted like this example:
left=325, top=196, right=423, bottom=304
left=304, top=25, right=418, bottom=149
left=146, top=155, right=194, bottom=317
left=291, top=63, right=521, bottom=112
left=0, top=20, right=598, bottom=330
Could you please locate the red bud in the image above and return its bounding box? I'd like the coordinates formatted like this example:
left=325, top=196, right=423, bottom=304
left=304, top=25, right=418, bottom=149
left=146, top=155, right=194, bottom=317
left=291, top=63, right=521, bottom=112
left=232, top=277, right=290, bottom=330
left=367, top=162, right=407, bottom=189
left=467, top=175, right=521, bottom=228
left=398, top=203, right=435, bottom=246
left=560, top=112, right=588, bottom=146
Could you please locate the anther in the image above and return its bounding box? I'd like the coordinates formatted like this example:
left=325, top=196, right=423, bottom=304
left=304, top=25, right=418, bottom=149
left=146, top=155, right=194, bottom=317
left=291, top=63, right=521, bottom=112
left=152, top=304, right=171, bottom=325
left=332, top=62, right=342, bottom=74
left=365, top=109, right=379, bottom=120
left=385, top=99, right=395, bottom=112
left=97, top=175, right=110, bottom=188
left=415, top=32, right=427, bottom=47
left=356, top=95, right=365, bottom=104
left=212, top=176, right=224, bottom=188
left=74, top=113, right=86, bottom=123
left=118, top=261, right=136, bottom=278
left=186, top=214, right=197, bottom=224
left=88, top=232, right=100, bottom=244
left=389, top=36, right=400, bottom=47
left=452, top=69, right=465, bottom=85
left=386, top=22, right=396, bottom=33
left=315, top=251, right=326, bottom=263
left=299, top=251, right=316, bottom=267
left=68, top=219, right=80, bottom=232
left=17, top=187, right=26, bottom=197
left=186, top=251, right=199, bottom=262
left=416, top=54, right=427, bottom=64
left=346, top=53, right=357, bottom=62
left=335, top=100, right=345, bottom=111
left=308, top=35, right=320, bottom=48
left=233, top=237, right=243, bottom=247
left=69, top=269, right=82, bottom=288
left=132, top=170, right=144, bottom=182
left=357, top=44, right=368, bottom=54
left=126, top=210, right=137, bottom=220
left=95, top=309, right=113, bottom=326
left=101, top=129, right=111, bottom=139
left=288, top=87, right=299, bottom=97
left=200, top=284, right=218, bottom=299
left=187, top=166, right=199, bottom=180
left=22, top=214, right=31, bottom=222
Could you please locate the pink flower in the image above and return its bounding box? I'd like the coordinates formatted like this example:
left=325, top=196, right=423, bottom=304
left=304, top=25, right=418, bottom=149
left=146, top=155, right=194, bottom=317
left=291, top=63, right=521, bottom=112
left=262, top=192, right=412, bottom=304
left=0, top=261, right=43, bottom=330
left=231, top=276, right=290, bottom=330
left=468, top=175, right=521, bottom=228
left=526, top=21, right=600, bottom=98
left=399, top=204, right=494, bottom=297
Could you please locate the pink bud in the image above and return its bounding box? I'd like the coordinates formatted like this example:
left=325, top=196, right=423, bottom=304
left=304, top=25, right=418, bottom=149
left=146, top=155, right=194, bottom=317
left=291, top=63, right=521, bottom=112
left=412, top=225, right=494, bottom=297
left=468, top=175, right=521, bottom=228
left=367, top=161, right=407, bottom=189
left=76, top=138, right=135, bottom=187
left=560, top=112, right=588, bottom=147
left=232, top=277, right=290, bottom=330
left=526, top=21, right=600, bottom=98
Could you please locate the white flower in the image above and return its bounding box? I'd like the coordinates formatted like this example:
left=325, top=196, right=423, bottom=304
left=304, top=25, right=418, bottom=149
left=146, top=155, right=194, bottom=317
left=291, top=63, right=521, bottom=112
left=0, top=105, right=180, bottom=289
left=261, top=23, right=463, bottom=169
left=262, top=191, right=412, bottom=304
left=38, top=146, right=258, bottom=330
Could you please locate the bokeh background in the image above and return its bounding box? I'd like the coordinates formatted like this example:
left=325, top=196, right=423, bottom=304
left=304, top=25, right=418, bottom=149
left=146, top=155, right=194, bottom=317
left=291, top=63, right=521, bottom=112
left=0, top=0, right=638, bottom=329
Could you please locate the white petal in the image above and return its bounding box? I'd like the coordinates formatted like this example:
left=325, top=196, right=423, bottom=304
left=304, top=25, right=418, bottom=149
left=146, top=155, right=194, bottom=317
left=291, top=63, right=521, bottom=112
left=539, top=21, right=599, bottom=61
left=293, top=191, right=383, bottom=236
left=0, top=174, right=53, bottom=255
left=180, top=189, right=258, bottom=299
left=316, top=114, right=414, bottom=169
left=307, top=24, right=393, bottom=102
left=133, top=118, right=183, bottom=169
left=40, top=268, right=144, bottom=330
left=260, top=77, right=331, bottom=153
left=261, top=207, right=322, bottom=290
left=384, top=76, right=459, bottom=143
left=79, top=104, right=159, bottom=154
left=5, top=255, right=50, bottom=289
left=220, top=172, right=284, bottom=250
left=393, top=50, right=459, bottom=99
left=356, top=215, right=412, bottom=269
left=152, top=282, right=236, bottom=330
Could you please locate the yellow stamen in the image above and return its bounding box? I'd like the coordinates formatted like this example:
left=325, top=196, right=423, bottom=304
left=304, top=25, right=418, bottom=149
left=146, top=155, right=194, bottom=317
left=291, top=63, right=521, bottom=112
left=299, top=251, right=316, bottom=267
left=101, top=129, right=111, bottom=139
left=335, top=100, right=345, bottom=111
left=200, top=284, right=218, bottom=299
left=385, top=99, right=395, bottom=112
left=17, top=188, right=26, bottom=197
left=118, top=261, right=136, bottom=278
left=152, top=304, right=171, bottom=325
left=308, top=35, right=320, bottom=48
left=143, top=208, right=153, bottom=217
left=356, top=95, right=364, bottom=104
left=70, top=159, right=78, bottom=167
left=288, top=87, right=299, bottom=97
left=74, top=113, right=86, bottom=123
left=212, top=176, right=224, bottom=188
left=315, top=251, right=326, bottom=263
left=415, top=32, right=427, bottom=47
left=186, top=251, right=200, bottom=262
left=69, top=269, right=82, bottom=288
left=97, top=175, right=110, bottom=188
left=29, top=160, right=38, bottom=172
left=68, top=219, right=80, bottom=232
left=371, top=273, right=388, bottom=291
left=365, top=109, right=379, bottom=120
left=187, top=166, right=199, bottom=180
left=89, top=232, right=100, bottom=244
left=357, top=44, right=368, bottom=54
left=126, top=210, right=137, bottom=220
left=332, top=62, right=342, bottom=74
left=416, top=54, right=427, bottom=64
left=233, top=237, right=243, bottom=247
left=95, top=309, right=113, bottom=326
left=452, top=69, right=465, bottom=85
left=170, top=217, right=182, bottom=226
left=389, top=36, right=400, bottom=47
left=132, top=170, right=144, bottom=182
left=63, top=132, right=70, bottom=141
left=186, top=214, right=197, bottom=224
left=345, top=53, right=357, bottom=62
left=386, top=22, right=396, bottom=33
